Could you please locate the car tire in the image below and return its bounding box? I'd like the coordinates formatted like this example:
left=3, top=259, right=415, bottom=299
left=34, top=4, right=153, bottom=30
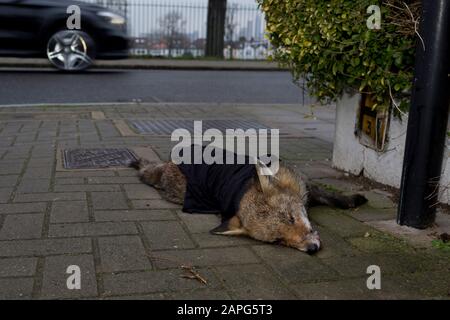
left=46, top=30, right=96, bottom=71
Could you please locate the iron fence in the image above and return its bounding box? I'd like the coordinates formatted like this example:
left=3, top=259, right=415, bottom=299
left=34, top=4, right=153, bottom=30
left=82, top=0, right=270, bottom=59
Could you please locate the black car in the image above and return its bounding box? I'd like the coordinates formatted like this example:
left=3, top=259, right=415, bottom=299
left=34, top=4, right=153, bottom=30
left=0, top=0, right=129, bottom=71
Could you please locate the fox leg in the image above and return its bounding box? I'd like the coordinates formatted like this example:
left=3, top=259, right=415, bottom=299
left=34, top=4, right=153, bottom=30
left=158, top=162, right=186, bottom=205
left=130, top=159, right=165, bottom=189
left=306, top=183, right=367, bottom=209
left=130, top=159, right=186, bottom=205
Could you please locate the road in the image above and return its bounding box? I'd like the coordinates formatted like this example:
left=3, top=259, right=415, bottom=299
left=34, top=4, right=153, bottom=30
left=0, top=68, right=313, bottom=106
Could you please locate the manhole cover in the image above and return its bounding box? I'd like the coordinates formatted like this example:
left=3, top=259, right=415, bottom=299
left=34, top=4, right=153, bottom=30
left=63, top=148, right=137, bottom=169
left=128, top=119, right=270, bottom=135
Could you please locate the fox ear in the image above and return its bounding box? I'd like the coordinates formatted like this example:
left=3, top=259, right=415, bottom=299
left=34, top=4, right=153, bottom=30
left=210, top=216, right=248, bottom=236
left=255, top=159, right=276, bottom=193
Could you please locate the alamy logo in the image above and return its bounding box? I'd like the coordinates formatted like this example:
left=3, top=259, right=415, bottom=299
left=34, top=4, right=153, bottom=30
left=66, top=265, right=81, bottom=290
left=366, top=265, right=381, bottom=290
left=171, top=121, right=280, bottom=175
left=366, top=5, right=381, bottom=30
left=66, top=5, right=81, bottom=30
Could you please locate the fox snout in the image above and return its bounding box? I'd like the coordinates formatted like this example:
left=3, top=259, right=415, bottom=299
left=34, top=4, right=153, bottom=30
left=306, top=243, right=320, bottom=254
left=296, top=230, right=321, bottom=254
left=307, top=230, right=321, bottom=253
left=280, top=226, right=322, bottom=254
left=286, top=237, right=321, bottom=254
left=306, top=243, right=320, bottom=255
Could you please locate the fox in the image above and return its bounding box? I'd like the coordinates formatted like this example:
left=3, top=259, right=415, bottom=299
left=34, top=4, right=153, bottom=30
left=129, top=154, right=367, bottom=254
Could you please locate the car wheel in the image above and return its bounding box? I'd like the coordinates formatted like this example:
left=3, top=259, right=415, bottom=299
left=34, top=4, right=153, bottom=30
left=46, top=30, right=95, bottom=71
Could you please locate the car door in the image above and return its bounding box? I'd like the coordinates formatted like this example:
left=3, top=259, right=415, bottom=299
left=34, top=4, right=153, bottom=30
left=0, top=0, right=46, bottom=56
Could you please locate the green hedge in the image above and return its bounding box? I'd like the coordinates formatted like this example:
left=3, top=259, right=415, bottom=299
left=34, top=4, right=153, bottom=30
left=258, top=0, right=419, bottom=111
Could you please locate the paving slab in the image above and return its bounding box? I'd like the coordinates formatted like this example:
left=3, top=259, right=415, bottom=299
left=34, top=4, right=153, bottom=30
left=347, top=206, right=397, bottom=222
left=0, top=175, right=19, bottom=187
left=291, top=277, right=421, bottom=300
left=132, top=199, right=181, bottom=210
left=252, top=245, right=339, bottom=284
left=151, top=247, right=260, bottom=269
left=40, top=254, right=98, bottom=299
left=308, top=207, right=373, bottom=238
left=0, top=278, right=34, bottom=299
left=191, top=232, right=259, bottom=248
left=0, top=238, right=92, bottom=257
left=17, top=179, right=51, bottom=194
left=0, top=202, right=48, bottom=214
left=94, top=209, right=177, bottom=222
left=91, top=192, right=129, bottom=210
left=177, top=211, right=221, bottom=234
left=123, top=184, right=162, bottom=200
left=362, top=189, right=396, bottom=209
left=48, top=222, right=138, bottom=238
left=98, top=235, right=152, bottom=272
left=215, top=264, right=295, bottom=299
left=0, top=257, right=38, bottom=277
left=50, top=201, right=89, bottom=223
left=0, top=214, right=44, bottom=240
left=14, top=192, right=86, bottom=203
left=0, top=188, right=13, bottom=203
left=140, top=221, right=196, bottom=250
left=102, top=268, right=221, bottom=297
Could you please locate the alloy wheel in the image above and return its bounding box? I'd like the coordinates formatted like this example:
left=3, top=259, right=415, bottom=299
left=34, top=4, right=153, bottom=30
left=46, top=30, right=94, bottom=71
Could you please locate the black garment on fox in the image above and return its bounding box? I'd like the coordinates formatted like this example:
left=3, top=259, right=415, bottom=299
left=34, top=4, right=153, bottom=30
left=177, top=146, right=257, bottom=220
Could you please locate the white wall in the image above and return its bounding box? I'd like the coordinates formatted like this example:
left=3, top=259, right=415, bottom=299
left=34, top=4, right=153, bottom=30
left=332, top=93, right=450, bottom=204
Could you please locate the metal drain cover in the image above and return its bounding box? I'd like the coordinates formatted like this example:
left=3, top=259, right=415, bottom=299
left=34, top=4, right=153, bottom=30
left=128, top=119, right=270, bottom=135
left=63, top=148, right=137, bottom=169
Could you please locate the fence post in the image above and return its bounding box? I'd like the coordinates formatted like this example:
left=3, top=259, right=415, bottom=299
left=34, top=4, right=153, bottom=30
left=205, top=0, right=227, bottom=58
left=397, top=0, right=450, bottom=228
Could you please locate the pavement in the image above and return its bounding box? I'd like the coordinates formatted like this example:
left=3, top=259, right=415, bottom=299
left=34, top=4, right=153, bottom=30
left=0, top=57, right=285, bottom=71
left=0, top=102, right=449, bottom=300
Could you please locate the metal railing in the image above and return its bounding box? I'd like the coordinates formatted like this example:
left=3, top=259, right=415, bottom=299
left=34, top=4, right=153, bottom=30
left=83, top=0, right=269, bottom=59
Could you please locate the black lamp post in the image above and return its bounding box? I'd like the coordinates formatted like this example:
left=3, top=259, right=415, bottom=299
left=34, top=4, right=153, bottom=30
left=398, top=0, right=450, bottom=228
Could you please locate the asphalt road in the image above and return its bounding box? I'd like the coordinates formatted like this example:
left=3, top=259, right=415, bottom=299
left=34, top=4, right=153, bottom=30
left=0, top=68, right=313, bottom=106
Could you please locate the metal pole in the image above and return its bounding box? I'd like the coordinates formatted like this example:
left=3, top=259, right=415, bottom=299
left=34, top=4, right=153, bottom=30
left=397, top=0, right=450, bottom=228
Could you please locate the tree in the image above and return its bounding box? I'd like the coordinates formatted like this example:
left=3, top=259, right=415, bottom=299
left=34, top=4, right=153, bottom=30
left=258, top=0, right=418, bottom=111
left=159, top=11, right=188, bottom=57
left=205, top=0, right=227, bottom=58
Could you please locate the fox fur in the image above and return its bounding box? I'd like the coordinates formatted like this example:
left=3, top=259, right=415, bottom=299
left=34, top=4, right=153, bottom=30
left=130, top=158, right=367, bottom=254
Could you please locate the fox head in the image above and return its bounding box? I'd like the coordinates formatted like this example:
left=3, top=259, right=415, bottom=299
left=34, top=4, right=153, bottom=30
left=211, top=162, right=321, bottom=254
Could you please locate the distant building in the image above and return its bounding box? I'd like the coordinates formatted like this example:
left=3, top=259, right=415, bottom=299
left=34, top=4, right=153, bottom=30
left=254, top=15, right=262, bottom=40
left=224, top=40, right=270, bottom=60
left=129, top=37, right=149, bottom=56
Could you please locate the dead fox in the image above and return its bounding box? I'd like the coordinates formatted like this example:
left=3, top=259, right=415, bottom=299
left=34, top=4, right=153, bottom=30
left=130, top=156, right=366, bottom=254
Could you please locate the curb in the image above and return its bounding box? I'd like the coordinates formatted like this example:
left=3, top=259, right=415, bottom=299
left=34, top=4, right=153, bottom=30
left=0, top=102, right=305, bottom=109
left=0, top=58, right=287, bottom=71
